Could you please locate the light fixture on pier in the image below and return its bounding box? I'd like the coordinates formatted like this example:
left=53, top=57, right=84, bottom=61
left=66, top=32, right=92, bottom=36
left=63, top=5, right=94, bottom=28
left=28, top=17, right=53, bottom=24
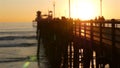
left=69, top=0, right=71, bottom=18
left=100, top=0, right=102, bottom=17
left=53, top=0, right=55, bottom=18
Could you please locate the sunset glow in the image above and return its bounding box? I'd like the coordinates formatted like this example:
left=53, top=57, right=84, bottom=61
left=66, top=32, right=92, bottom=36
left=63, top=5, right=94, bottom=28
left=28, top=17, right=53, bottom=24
left=0, top=0, right=120, bottom=22
left=71, top=0, right=98, bottom=20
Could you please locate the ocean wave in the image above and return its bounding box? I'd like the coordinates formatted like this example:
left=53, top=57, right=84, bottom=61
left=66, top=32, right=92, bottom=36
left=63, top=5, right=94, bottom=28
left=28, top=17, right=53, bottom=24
left=0, top=43, right=37, bottom=47
left=0, top=31, right=36, bottom=34
left=0, top=36, right=36, bottom=40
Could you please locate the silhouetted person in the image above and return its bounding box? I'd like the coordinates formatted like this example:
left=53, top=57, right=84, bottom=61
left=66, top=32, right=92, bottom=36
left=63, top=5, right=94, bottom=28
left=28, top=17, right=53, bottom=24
left=98, top=16, right=105, bottom=21
left=35, top=11, right=42, bottom=38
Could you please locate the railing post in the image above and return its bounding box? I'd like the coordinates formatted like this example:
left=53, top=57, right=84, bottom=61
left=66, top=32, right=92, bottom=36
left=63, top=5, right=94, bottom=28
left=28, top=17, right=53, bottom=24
left=83, top=23, right=90, bottom=68
left=111, top=19, right=117, bottom=68
left=69, top=19, right=73, bottom=68
left=95, top=21, right=103, bottom=68
left=90, top=21, right=94, bottom=68
left=69, top=42, right=72, bottom=68
left=79, top=21, right=81, bottom=40
left=73, top=21, right=79, bottom=68
left=84, top=23, right=86, bottom=40
left=100, top=21, right=103, bottom=50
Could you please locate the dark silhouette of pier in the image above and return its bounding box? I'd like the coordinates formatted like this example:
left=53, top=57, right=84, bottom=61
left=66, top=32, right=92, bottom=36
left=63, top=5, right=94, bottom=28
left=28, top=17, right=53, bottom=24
left=35, top=11, right=120, bottom=68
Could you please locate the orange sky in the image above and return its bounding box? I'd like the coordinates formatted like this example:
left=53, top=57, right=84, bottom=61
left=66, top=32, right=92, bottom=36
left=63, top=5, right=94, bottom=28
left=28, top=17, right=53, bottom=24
left=0, top=0, right=120, bottom=22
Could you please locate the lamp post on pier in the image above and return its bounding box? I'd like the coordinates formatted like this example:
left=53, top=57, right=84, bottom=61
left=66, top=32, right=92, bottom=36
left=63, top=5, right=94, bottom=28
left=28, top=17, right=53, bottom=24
left=100, top=0, right=102, bottom=17
left=69, top=0, right=71, bottom=18
left=53, top=0, right=55, bottom=18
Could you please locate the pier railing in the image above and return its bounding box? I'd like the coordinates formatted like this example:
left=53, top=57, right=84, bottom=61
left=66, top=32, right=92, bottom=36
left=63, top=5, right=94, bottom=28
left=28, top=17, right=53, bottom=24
left=35, top=12, right=120, bottom=68
left=68, top=19, right=120, bottom=68
left=74, top=20, right=120, bottom=46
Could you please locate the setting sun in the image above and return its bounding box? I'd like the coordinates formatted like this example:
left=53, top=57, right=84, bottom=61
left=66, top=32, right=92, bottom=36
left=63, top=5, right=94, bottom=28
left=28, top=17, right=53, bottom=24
left=71, top=0, right=98, bottom=20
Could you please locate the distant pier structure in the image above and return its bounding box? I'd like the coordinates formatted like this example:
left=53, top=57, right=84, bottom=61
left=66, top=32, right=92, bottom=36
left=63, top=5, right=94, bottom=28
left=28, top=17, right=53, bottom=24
left=35, top=11, right=120, bottom=68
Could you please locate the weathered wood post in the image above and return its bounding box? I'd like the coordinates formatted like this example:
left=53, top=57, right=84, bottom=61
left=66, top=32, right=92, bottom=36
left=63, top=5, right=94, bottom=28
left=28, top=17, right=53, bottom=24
left=68, top=19, right=74, bottom=68
left=111, top=19, right=117, bottom=68
left=90, top=21, right=94, bottom=68
left=100, top=20, right=104, bottom=68
left=69, top=39, right=72, bottom=68
left=35, top=11, right=42, bottom=68
left=96, top=20, right=103, bottom=68
left=83, top=23, right=90, bottom=68
left=73, top=21, right=79, bottom=68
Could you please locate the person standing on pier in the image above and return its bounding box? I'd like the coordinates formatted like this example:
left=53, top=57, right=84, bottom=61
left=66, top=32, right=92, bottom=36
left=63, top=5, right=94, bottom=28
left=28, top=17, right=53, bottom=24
left=35, top=11, right=42, bottom=38
left=35, top=11, right=42, bottom=68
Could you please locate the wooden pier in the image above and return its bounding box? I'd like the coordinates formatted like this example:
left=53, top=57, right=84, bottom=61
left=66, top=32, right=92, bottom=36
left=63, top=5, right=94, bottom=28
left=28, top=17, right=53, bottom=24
left=35, top=11, right=120, bottom=68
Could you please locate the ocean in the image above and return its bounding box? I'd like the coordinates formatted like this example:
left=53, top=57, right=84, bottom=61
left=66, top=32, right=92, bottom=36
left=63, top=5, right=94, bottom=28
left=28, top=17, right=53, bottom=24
left=0, top=22, right=49, bottom=68
left=0, top=22, right=36, bottom=47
